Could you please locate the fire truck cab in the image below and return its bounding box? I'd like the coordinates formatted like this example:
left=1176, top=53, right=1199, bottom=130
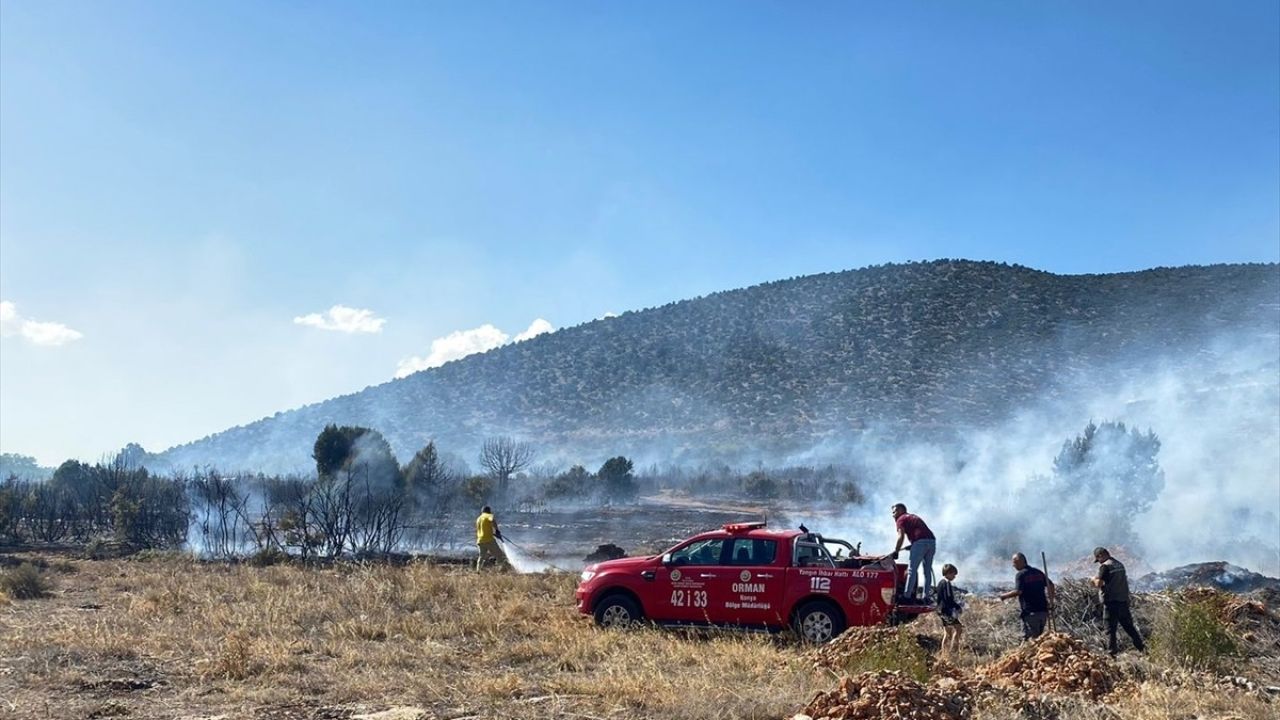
left=574, top=521, right=932, bottom=642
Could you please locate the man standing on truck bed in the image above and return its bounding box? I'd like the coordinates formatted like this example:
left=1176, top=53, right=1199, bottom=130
left=891, top=503, right=936, bottom=603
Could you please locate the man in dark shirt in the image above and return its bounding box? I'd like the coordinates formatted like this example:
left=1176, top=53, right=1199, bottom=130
left=1092, top=547, right=1145, bottom=655
left=891, top=503, right=937, bottom=602
left=999, top=552, right=1055, bottom=640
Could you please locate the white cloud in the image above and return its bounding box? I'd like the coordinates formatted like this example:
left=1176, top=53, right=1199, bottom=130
left=293, top=305, right=386, bottom=334
left=21, top=320, right=84, bottom=346
left=0, top=300, right=84, bottom=347
left=395, top=318, right=558, bottom=379
left=0, top=301, right=17, bottom=335
left=514, top=318, right=555, bottom=342
left=600, top=311, right=619, bottom=319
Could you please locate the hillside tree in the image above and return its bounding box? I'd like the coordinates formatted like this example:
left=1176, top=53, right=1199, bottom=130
left=1022, top=420, right=1164, bottom=553
left=479, top=436, right=534, bottom=505
left=598, top=456, right=637, bottom=504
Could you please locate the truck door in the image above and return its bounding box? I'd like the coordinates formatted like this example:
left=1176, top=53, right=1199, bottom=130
left=715, top=537, right=785, bottom=627
left=655, top=537, right=725, bottom=623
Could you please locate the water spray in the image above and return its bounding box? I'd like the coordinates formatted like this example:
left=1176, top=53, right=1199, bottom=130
left=500, top=535, right=574, bottom=574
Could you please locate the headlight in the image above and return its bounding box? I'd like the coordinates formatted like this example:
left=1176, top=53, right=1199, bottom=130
left=580, top=570, right=596, bottom=583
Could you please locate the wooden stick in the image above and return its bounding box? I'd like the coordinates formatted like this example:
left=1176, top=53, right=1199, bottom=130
left=1042, top=550, right=1056, bottom=633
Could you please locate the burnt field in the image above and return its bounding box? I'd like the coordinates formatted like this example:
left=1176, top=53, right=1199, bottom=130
left=477, top=492, right=800, bottom=568
left=2, top=547, right=1279, bottom=720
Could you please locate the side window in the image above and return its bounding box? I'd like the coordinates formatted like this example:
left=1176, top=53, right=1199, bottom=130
left=794, top=541, right=835, bottom=568
left=668, top=539, right=726, bottom=566
left=727, top=538, right=778, bottom=565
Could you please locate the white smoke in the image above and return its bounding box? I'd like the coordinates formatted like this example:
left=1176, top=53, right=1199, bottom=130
left=811, top=332, right=1280, bottom=582
left=514, top=318, right=555, bottom=343
left=395, top=318, right=556, bottom=378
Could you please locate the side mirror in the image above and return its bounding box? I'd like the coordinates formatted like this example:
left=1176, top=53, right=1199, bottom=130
left=661, top=553, right=673, bottom=566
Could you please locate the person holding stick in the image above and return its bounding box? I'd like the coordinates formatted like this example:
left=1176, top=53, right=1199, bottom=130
left=999, top=552, right=1055, bottom=640
left=1041, top=551, right=1057, bottom=633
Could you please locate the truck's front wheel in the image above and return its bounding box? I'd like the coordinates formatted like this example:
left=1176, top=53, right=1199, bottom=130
left=794, top=601, right=845, bottom=643
left=594, top=594, right=642, bottom=629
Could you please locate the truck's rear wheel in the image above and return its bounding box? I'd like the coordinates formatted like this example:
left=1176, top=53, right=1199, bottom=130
left=794, top=601, right=845, bottom=643
left=594, top=594, right=641, bottom=629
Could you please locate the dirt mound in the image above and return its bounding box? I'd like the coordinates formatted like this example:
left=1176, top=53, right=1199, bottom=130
left=1252, top=586, right=1280, bottom=609
left=793, top=671, right=967, bottom=720
left=1179, top=587, right=1274, bottom=624
left=1138, top=562, right=1280, bottom=593
left=583, top=543, right=626, bottom=563
left=1057, top=545, right=1152, bottom=580
left=810, top=627, right=938, bottom=672
left=1176, top=586, right=1280, bottom=650
left=979, top=632, right=1120, bottom=699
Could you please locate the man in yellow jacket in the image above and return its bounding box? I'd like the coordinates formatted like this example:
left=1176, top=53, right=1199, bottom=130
left=475, top=505, right=509, bottom=571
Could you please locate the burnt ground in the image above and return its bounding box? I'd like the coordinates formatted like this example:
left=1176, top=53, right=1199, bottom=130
left=502, top=495, right=791, bottom=561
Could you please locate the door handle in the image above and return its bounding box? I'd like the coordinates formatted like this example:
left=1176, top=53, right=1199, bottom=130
left=641, top=571, right=655, bottom=581
left=699, top=573, right=717, bottom=578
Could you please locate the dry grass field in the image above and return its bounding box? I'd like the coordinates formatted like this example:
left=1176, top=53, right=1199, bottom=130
left=1, top=552, right=1276, bottom=720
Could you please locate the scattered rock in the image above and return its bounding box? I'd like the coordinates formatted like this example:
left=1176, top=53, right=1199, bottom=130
left=810, top=627, right=938, bottom=672
left=799, top=671, right=968, bottom=720
left=351, top=707, right=430, bottom=720
left=84, top=677, right=154, bottom=693
left=87, top=701, right=131, bottom=718
left=978, top=632, right=1120, bottom=699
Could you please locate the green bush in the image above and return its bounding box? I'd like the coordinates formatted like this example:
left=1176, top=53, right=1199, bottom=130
left=841, top=629, right=931, bottom=683
left=1152, top=600, right=1236, bottom=670
left=0, top=562, right=52, bottom=599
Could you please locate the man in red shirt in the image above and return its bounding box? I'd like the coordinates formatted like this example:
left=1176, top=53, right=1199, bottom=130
left=892, top=503, right=937, bottom=603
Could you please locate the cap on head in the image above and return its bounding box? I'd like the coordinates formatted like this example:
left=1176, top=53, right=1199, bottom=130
left=1093, top=546, right=1110, bottom=562
left=482, top=505, right=492, bottom=514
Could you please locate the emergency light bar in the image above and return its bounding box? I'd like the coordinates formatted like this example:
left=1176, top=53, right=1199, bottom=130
left=722, top=521, right=767, bottom=532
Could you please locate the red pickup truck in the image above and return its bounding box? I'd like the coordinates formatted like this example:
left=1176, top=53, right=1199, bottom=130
left=575, top=521, right=932, bottom=642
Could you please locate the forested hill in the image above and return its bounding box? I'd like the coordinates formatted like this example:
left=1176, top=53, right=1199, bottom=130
left=157, top=261, right=1280, bottom=473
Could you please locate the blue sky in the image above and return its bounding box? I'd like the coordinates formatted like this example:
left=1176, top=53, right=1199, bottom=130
left=2, top=1, right=1277, bottom=465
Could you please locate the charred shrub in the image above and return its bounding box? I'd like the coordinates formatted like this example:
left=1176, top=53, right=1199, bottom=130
left=1, top=562, right=52, bottom=599
left=1051, top=579, right=1104, bottom=634
left=248, top=546, right=290, bottom=567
